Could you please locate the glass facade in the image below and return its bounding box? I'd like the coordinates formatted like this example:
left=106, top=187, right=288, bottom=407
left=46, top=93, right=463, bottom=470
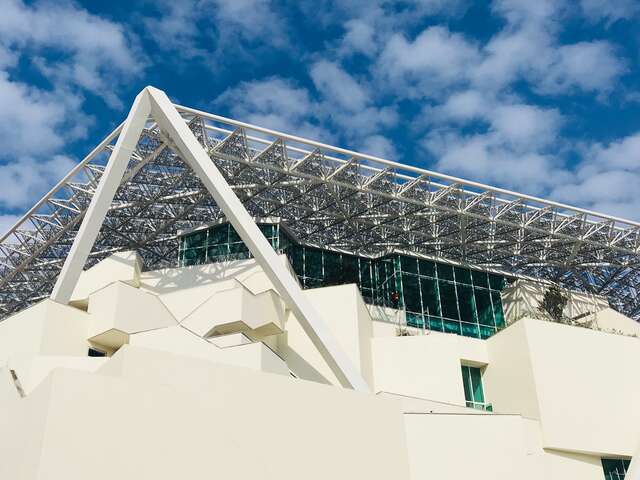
left=178, top=221, right=510, bottom=340
left=602, top=459, right=631, bottom=480
left=461, top=365, right=491, bottom=410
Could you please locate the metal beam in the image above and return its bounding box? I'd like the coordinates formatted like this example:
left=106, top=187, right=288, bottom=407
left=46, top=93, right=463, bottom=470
left=50, top=90, right=152, bottom=303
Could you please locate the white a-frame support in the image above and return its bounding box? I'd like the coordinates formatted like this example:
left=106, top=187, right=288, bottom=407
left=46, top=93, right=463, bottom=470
left=50, top=86, right=370, bottom=392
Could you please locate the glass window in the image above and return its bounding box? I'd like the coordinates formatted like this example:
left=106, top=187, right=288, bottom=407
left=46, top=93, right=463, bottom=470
left=461, top=365, right=486, bottom=409
left=288, top=246, right=304, bottom=276
left=323, top=252, right=342, bottom=286
left=489, top=273, right=506, bottom=290
left=342, top=255, right=359, bottom=285
left=359, top=259, right=372, bottom=288
left=457, top=284, right=477, bottom=324
left=472, top=269, right=490, bottom=289
left=437, top=263, right=454, bottom=281
left=208, top=225, right=228, bottom=245
left=400, top=256, right=418, bottom=274
left=406, top=312, right=424, bottom=328
left=439, top=281, right=459, bottom=320
left=402, top=274, right=422, bottom=313
left=418, top=259, right=436, bottom=278
left=184, top=230, right=207, bottom=249
left=461, top=321, right=480, bottom=338
left=305, top=248, right=323, bottom=279
left=183, top=247, right=206, bottom=266
left=207, top=244, right=228, bottom=259
left=454, top=266, right=472, bottom=285
left=492, top=291, right=505, bottom=328
left=602, top=458, right=631, bottom=480
left=443, top=318, right=461, bottom=335
left=427, top=316, right=443, bottom=332
left=228, top=227, right=241, bottom=243
left=475, top=288, right=494, bottom=326
left=420, top=277, right=441, bottom=317
left=479, top=325, right=495, bottom=340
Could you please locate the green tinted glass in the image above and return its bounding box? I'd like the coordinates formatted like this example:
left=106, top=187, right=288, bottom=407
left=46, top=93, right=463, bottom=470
left=454, top=266, right=472, bottom=285
left=400, top=256, right=418, bottom=274
left=475, top=288, right=494, bottom=326
left=492, top=291, right=505, bottom=328
left=457, top=284, right=477, bottom=324
left=472, top=269, right=490, bottom=288
left=437, top=263, right=454, bottom=281
left=184, top=230, right=207, bottom=248
left=420, top=277, right=441, bottom=317
left=418, top=259, right=436, bottom=277
left=403, top=274, right=422, bottom=313
left=439, top=281, right=459, bottom=320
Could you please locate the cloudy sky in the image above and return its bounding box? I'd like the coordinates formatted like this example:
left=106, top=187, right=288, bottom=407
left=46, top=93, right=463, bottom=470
left=1, top=0, right=640, bottom=235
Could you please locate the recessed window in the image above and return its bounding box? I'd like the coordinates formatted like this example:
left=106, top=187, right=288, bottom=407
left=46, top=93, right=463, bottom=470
left=602, top=458, right=630, bottom=480
left=461, top=365, right=491, bottom=411
left=88, top=347, right=107, bottom=357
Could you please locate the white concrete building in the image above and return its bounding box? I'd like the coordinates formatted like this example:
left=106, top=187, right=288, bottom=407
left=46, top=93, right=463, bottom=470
left=0, top=87, right=639, bottom=479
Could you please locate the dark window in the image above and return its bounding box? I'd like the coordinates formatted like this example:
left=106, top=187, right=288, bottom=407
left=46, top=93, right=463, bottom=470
left=602, top=458, right=630, bottom=480
left=88, top=347, right=106, bottom=357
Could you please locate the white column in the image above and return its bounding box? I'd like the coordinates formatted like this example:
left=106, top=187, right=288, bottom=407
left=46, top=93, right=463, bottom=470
left=50, top=90, right=152, bottom=304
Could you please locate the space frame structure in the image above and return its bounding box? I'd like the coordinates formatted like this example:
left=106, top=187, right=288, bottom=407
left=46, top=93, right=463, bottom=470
left=1, top=92, right=639, bottom=322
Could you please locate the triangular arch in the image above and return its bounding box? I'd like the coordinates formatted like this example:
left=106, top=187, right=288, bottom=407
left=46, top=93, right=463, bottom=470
left=49, top=86, right=369, bottom=392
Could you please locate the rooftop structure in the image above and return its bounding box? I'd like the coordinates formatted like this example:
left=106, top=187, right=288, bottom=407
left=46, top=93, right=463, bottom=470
left=1, top=88, right=639, bottom=321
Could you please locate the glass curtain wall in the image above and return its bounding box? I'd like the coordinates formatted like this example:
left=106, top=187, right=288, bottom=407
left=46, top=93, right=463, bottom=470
left=395, top=256, right=506, bottom=339
left=179, top=223, right=279, bottom=265
left=178, top=221, right=509, bottom=340
left=602, top=459, right=631, bottom=480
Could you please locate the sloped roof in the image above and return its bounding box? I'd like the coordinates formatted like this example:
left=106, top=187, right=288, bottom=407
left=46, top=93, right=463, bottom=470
left=1, top=103, right=638, bottom=320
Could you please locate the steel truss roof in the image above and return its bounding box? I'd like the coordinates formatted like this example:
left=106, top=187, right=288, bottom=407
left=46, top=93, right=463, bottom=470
left=1, top=104, right=639, bottom=321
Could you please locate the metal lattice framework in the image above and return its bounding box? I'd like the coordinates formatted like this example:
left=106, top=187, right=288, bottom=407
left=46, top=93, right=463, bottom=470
left=1, top=104, right=639, bottom=321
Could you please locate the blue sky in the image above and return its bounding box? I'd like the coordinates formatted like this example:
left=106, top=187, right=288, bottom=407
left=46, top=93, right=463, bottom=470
left=1, top=0, right=640, bottom=234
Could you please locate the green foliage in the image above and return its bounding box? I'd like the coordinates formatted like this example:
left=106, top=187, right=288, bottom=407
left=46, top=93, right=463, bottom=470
left=539, top=285, right=568, bottom=321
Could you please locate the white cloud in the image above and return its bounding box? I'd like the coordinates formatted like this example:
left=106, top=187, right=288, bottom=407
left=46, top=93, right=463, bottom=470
left=373, top=1, right=626, bottom=101
left=425, top=130, right=567, bottom=194
left=144, top=0, right=289, bottom=63
left=0, top=0, right=143, bottom=107
left=534, top=41, right=627, bottom=95
left=491, top=0, right=562, bottom=25
left=217, top=72, right=399, bottom=157
left=0, top=0, right=141, bottom=219
left=214, top=0, right=288, bottom=46
left=377, top=26, right=480, bottom=97
left=359, top=134, right=398, bottom=159
left=0, top=72, right=88, bottom=159
left=490, top=104, right=562, bottom=150
left=550, top=134, right=640, bottom=220
left=216, top=77, right=330, bottom=141
left=0, top=214, right=20, bottom=237
left=423, top=95, right=565, bottom=193
left=580, top=0, right=640, bottom=24
left=310, top=60, right=369, bottom=112
left=0, top=155, right=76, bottom=209
left=340, top=18, right=378, bottom=57
left=143, top=2, right=208, bottom=59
